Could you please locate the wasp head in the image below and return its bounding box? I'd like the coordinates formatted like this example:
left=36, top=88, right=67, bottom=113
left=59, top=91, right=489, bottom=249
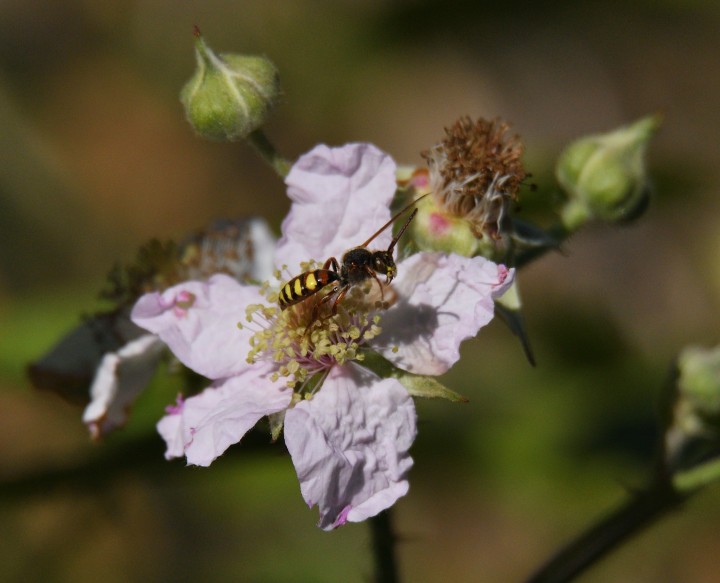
left=371, top=250, right=397, bottom=283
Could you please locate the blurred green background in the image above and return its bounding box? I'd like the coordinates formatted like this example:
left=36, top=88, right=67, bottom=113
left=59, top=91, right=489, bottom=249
left=2, top=1, right=720, bottom=581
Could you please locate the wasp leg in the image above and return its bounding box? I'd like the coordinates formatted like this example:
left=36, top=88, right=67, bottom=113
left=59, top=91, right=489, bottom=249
left=311, top=284, right=344, bottom=322
left=329, top=285, right=351, bottom=316
left=323, top=257, right=340, bottom=272
left=364, top=265, right=385, bottom=302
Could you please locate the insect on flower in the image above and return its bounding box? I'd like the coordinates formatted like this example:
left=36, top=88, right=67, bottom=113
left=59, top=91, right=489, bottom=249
left=278, top=194, right=428, bottom=319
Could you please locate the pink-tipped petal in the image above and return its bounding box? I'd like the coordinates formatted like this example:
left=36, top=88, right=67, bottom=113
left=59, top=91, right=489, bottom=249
left=275, top=143, right=397, bottom=272
left=131, top=274, right=261, bottom=380
left=156, top=361, right=292, bottom=466
left=284, top=366, right=416, bottom=530
left=380, top=253, right=514, bottom=375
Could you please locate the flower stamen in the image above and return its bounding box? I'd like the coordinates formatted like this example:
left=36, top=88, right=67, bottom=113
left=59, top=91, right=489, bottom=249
left=245, top=280, right=383, bottom=395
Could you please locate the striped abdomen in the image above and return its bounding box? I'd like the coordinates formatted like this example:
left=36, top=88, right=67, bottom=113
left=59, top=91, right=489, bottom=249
left=278, top=269, right=341, bottom=310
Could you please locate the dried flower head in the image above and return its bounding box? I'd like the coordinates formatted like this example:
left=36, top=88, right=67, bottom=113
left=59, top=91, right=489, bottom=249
left=101, top=218, right=275, bottom=308
left=422, top=117, right=527, bottom=239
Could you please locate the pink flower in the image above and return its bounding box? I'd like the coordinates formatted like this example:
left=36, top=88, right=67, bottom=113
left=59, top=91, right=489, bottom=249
left=131, top=143, right=513, bottom=529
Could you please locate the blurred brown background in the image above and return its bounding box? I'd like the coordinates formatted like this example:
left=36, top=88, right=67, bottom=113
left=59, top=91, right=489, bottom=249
left=1, top=1, right=720, bottom=582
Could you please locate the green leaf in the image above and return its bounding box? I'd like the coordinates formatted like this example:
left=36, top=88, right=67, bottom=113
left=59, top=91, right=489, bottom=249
left=359, top=348, right=468, bottom=403
left=396, top=374, right=468, bottom=403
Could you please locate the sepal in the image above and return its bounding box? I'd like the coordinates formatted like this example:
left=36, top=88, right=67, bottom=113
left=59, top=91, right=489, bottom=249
left=359, top=349, right=468, bottom=403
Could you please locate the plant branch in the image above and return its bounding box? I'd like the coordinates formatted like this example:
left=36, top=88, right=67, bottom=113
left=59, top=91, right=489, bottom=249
left=525, top=480, right=686, bottom=583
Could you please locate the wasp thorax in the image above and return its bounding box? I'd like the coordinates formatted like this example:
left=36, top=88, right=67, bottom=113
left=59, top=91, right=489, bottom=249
left=340, top=248, right=372, bottom=283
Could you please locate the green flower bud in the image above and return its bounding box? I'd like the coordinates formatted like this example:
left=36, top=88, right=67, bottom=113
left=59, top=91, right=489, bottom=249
left=664, top=345, right=720, bottom=472
left=557, top=115, right=661, bottom=230
left=181, top=29, right=280, bottom=141
left=677, top=345, right=720, bottom=428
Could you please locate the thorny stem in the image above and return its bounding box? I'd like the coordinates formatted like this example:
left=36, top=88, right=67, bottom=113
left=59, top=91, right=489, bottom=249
left=370, top=509, right=400, bottom=583
left=247, top=129, right=291, bottom=178
left=525, top=479, right=686, bottom=583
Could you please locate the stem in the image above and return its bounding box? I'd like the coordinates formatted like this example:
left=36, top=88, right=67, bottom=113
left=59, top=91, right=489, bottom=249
left=525, top=480, right=685, bottom=583
left=370, top=509, right=400, bottom=583
left=247, top=129, right=291, bottom=178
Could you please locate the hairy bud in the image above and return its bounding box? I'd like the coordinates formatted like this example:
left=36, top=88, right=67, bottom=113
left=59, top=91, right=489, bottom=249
left=181, top=28, right=280, bottom=141
left=557, top=115, right=661, bottom=229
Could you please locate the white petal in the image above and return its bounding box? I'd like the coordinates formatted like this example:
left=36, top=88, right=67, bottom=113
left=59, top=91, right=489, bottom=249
left=157, top=361, right=292, bottom=467
left=379, top=253, right=514, bottom=375
left=82, top=334, right=165, bottom=438
left=275, top=143, right=396, bottom=272
left=157, top=397, right=185, bottom=460
left=131, top=274, right=261, bottom=380
left=284, top=365, right=416, bottom=530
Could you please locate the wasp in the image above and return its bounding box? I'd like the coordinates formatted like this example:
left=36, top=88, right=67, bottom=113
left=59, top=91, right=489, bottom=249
left=278, top=195, right=427, bottom=319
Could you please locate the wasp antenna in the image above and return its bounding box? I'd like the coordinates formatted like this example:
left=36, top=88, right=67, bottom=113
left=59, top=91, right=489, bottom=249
left=360, top=192, right=429, bottom=248
left=388, top=208, right=417, bottom=253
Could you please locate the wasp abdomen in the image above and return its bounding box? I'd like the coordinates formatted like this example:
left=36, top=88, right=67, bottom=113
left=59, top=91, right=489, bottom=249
left=278, top=269, right=340, bottom=309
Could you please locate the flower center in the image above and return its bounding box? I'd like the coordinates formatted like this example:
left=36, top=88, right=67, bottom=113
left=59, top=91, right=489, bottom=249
left=243, top=272, right=383, bottom=395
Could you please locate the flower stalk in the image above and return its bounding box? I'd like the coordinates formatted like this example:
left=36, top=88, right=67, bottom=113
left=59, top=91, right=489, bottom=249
left=247, top=129, right=291, bottom=178
left=370, top=510, right=400, bottom=583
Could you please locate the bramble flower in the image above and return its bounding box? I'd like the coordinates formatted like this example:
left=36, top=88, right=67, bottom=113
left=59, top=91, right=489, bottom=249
left=131, top=143, right=513, bottom=529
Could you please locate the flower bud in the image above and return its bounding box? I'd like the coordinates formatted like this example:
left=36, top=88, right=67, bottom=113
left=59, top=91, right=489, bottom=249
left=677, top=345, right=720, bottom=429
left=664, top=345, right=720, bottom=471
left=557, top=115, right=661, bottom=229
left=181, top=29, right=280, bottom=141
